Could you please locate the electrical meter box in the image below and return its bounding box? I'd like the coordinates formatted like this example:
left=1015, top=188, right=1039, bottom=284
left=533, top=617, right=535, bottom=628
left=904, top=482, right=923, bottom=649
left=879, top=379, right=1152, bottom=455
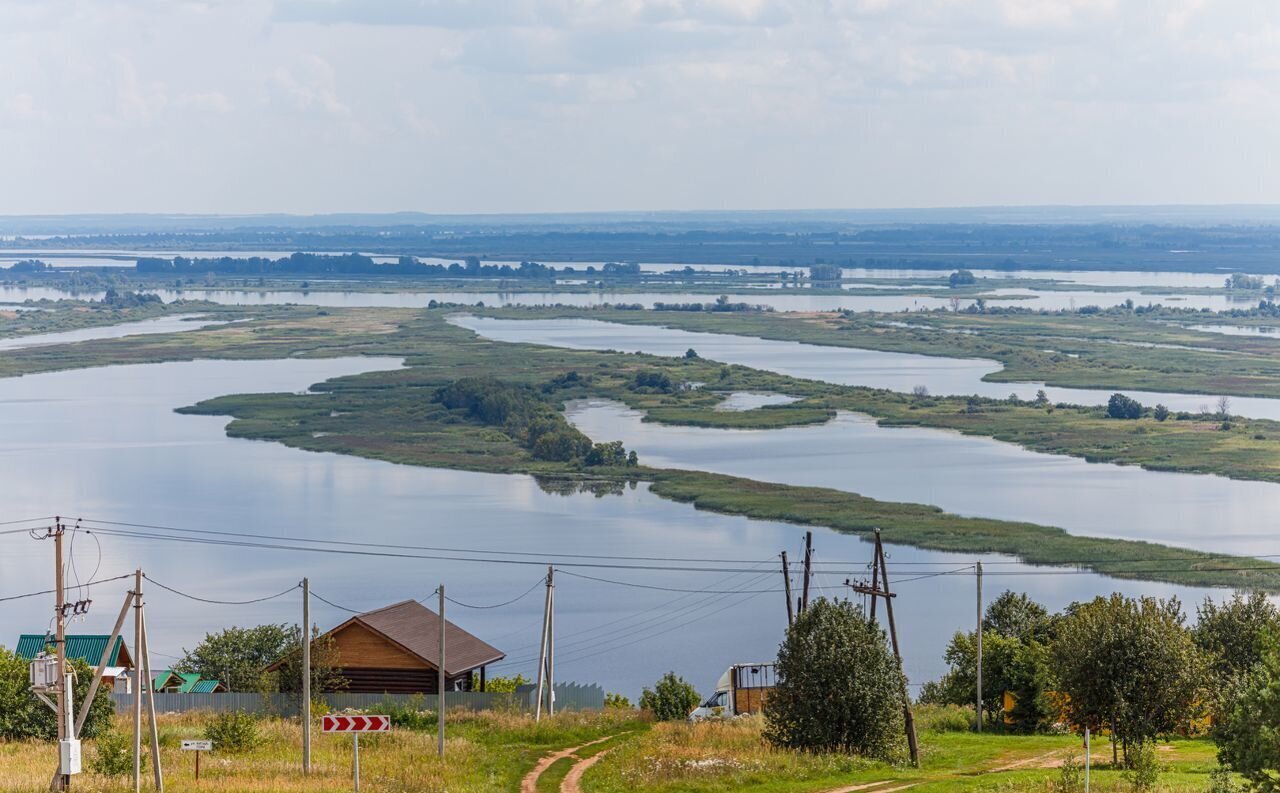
left=28, top=652, right=58, bottom=691
left=59, top=739, right=81, bottom=775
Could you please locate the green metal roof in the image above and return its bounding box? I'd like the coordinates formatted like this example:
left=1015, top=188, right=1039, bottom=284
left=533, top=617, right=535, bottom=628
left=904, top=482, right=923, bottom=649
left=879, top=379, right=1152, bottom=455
left=153, top=669, right=222, bottom=693
left=15, top=635, right=127, bottom=666
left=189, top=679, right=223, bottom=693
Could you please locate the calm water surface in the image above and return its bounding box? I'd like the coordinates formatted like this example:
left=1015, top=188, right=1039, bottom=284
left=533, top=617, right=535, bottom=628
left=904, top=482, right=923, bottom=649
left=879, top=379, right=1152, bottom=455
left=569, top=400, right=1280, bottom=557
left=0, top=314, right=217, bottom=350
left=452, top=315, right=1280, bottom=421
left=0, top=354, right=1221, bottom=694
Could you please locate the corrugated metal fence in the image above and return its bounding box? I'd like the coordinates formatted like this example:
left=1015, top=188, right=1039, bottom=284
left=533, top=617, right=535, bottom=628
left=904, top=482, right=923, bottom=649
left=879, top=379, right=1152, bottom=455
left=109, top=682, right=603, bottom=716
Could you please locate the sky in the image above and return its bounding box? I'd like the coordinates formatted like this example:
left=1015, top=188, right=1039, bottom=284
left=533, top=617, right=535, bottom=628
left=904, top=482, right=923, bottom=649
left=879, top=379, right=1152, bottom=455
left=1, top=0, right=1278, bottom=215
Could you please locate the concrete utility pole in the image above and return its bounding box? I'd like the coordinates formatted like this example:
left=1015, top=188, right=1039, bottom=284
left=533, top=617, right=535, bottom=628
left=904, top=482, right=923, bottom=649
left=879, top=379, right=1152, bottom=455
left=534, top=567, right=553, bottom=722
left=133, top=570, right=142, bottom=793
left=53, top=519, right=69, bottom=792
left=437, top=584, right=446, bottom=758
left=302, top=577, right=311, bottom=774
left=975, top=561, right=984, bottom=732
left=547, top=573, right=555, bottom=718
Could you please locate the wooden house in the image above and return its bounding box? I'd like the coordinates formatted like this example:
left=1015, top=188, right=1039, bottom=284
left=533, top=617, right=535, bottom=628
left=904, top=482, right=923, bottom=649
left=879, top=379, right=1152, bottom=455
left=298, top=599, right=505, bottom=694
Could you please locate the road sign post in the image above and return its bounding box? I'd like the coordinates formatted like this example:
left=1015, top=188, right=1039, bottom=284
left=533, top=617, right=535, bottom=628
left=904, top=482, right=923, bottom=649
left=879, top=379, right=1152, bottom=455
left=322, top=715, right=390, bottom=792
left=180, top=741, right=212, bottom=782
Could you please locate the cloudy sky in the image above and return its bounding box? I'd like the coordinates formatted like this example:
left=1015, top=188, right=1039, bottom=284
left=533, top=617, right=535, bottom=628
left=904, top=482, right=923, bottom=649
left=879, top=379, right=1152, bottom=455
left=1, top=0, right=1278, bottom=214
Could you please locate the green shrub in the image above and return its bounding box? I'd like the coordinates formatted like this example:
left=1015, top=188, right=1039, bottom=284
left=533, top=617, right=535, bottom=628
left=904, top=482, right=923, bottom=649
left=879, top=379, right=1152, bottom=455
left=89, top=731, right=132, bottom=777
left=915, top=704, right=971, bottom=733
left=640, top=672, right=700, bottom=721
left=604, top=692, right=633, bottom=710
left=1207, top=767, right=1242, bottom=793
left=377, top=696, right=436, bottom=730
left=764, top=598, right=905, bottom=760
left=1123, top=740, right=1162, bottom=791
left=0, top=648, right=114, bottom=740
left=205, top=711, right=259, bottom=754
left=1052, top=753, right=1084, bottom=793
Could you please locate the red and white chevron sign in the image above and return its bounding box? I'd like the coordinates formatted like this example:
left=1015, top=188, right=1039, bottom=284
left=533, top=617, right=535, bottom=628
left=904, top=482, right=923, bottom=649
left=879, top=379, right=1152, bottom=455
left=322, top=714, right=391, bottom=733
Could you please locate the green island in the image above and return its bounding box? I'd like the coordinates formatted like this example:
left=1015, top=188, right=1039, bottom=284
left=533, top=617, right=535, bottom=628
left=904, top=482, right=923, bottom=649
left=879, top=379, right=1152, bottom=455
left=3, top=301, right=1273, bottom=590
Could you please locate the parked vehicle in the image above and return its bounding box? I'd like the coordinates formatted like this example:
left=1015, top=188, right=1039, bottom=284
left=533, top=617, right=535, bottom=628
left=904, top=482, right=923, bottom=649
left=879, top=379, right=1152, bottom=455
left=688, top=663, right=776, bottom=720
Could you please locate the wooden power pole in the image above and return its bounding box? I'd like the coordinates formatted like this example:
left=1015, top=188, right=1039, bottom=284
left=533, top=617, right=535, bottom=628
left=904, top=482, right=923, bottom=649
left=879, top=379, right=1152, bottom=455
left=780, top=551, right=793, bottom=626
left=799, top=531, right=813, bottom=614
left=846, top=529, right=920, bottom=767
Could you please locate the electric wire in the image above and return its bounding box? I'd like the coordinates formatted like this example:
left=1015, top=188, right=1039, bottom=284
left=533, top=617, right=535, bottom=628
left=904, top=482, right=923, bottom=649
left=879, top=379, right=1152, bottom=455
left=444, top=577, right=545, bottom=610
left=0, top=573, right=133, bottom=604
left=144, top=574, right=300, bottom=605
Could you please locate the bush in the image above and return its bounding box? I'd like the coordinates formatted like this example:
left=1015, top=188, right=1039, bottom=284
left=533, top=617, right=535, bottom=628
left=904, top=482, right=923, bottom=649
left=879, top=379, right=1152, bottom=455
left=1207, top=767, right=1242, bottom=793
left=765, top=598, right=905, bottom=759
left=1123, top=740, right=1162, bottom=791
left=640, top=672, right=700, bottom=721
left=1053, top=753, right=1084, bottom=793
left=604, top=692, right=633, bottom=709
left=1154, top=404, right=1170, bottom=422
left=1107, top=393, right=1144, bottom=420
left=205, top=711, right=259, bottom=754
left=378, top=695, right=436, bottom=730
left=1214, top=639, right=1280, bottom=790
left=89, top=731, right=132, bottom=777
left=0, top=648, right=115, bottom=740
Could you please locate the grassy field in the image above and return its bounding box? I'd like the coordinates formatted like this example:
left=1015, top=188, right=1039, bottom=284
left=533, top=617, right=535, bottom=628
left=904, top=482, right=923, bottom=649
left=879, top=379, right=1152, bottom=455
left=580, top=712, right=1229, bottom=793
left=0, top=709, right=639, bottom=793
left=0, top=708, right=1236, bottom=793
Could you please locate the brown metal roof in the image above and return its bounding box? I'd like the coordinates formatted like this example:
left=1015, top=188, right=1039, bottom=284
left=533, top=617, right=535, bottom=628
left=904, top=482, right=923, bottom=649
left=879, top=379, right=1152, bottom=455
left=347, top=599, right=505, bottom=676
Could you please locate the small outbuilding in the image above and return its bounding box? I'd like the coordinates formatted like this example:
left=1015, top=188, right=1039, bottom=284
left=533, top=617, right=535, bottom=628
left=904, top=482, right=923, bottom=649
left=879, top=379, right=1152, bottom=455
left=301, top=599, right=505, bottom=694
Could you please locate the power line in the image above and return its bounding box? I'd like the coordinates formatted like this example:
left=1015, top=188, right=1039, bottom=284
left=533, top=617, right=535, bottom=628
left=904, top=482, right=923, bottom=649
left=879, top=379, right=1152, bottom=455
left=144, top=575, right=300, bottom=605
left=309, top=590, right=362, bottom=614
left=0, top=572, right=132, bottom=604
left=444, top=577, right=545, bottom=609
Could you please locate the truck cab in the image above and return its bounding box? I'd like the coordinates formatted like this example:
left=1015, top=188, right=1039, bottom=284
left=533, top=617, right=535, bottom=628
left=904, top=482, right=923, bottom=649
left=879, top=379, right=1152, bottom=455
left=689, top=663, right=775, bottom=721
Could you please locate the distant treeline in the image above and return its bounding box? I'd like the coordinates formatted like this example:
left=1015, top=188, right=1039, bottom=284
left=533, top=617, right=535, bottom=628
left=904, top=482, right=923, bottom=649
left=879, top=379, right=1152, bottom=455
left=135, top=253, right=643, bottom=279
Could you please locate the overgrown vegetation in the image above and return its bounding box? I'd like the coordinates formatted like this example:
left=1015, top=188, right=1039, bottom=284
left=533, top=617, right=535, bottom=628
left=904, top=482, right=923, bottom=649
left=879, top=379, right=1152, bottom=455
left=640, top=673, right=700, bottom=721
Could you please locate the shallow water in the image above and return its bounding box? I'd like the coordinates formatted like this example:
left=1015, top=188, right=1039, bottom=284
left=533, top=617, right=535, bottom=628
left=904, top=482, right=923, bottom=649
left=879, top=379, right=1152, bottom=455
left=0, top=355, right=1221, bottom=694
left=0, top=314, right=217, bottom=350
left=452, top=314, right=1280, bottom=421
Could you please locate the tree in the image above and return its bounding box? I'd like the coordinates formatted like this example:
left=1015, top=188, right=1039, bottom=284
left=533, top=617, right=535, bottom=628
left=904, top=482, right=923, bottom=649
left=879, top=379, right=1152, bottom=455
left=1153, top=404, right=1170, bottom=422
left=1217, top=395, right=1232, bottom=419
left=1215, top=637, right=1280, bottom=791
left=1051, top=594, right=1201, bottom=765
left=1107, top=393, right=1144, bottom=420
left=1195, top=592, right=1280, bottom=703
left=764, top=598, right=905, bottom=758
left=984, top=591, right=1052, bottom=641
left=176, top=624, right=293, bottom=692
left=949, top=270, right=976, bottom=287
left=684, top=348, right=699, bottom=359
left=272, top=626, right=347, bottom=694
left=1034, top=389, right=1049, bottom=407
left=912, top=385, right=929, bottom=399
left=810, top=263, right=842, bottom=281
left=639, top=672, right=700, bottom=721
left=0, top=649, right=114, bottom=740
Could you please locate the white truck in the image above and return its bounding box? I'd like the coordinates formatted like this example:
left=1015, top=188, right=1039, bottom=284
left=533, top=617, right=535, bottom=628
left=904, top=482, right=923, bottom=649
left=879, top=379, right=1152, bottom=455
left=688, top=663, right=776, bottom=721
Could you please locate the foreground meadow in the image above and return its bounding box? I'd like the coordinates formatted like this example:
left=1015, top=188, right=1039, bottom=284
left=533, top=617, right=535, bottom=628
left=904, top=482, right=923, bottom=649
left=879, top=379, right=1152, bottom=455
left=0, top=707, right=1234, bottom=793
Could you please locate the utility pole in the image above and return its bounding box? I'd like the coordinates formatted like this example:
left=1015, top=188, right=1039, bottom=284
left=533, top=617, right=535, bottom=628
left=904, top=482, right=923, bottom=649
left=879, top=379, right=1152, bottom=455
left=132, top=570, right=142, bottom=793
left=975, top=561, right=983, bottom=733
left=547, top=572, right=555, bottom=718
left=534, top=567, right=553, bottom=721
left=846, top=529, right=919, bottom=768
left=799, top=531, right=813, bottom=614
left=139, top=610, right=163, bottom=792
left=780, top=551, right=793, bottom=626
left=53, top=518, right=70, bottom=792
left=301, top=578, right=311, bottom=774
left=437, top=584, right=446, bottom=758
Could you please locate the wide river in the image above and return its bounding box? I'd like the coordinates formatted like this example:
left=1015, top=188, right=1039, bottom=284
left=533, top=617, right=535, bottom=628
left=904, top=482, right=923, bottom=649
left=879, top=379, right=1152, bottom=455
left=0, top=342, right=1225, bottom=696
left=0, top=283, right=1261, bottom=314
left=450, top=315, right=1280, bottom=421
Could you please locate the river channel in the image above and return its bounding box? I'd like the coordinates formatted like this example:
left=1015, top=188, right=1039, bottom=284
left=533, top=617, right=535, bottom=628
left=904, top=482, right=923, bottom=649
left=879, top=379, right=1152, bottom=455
left=0, top=345, right=1222, bottom=695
